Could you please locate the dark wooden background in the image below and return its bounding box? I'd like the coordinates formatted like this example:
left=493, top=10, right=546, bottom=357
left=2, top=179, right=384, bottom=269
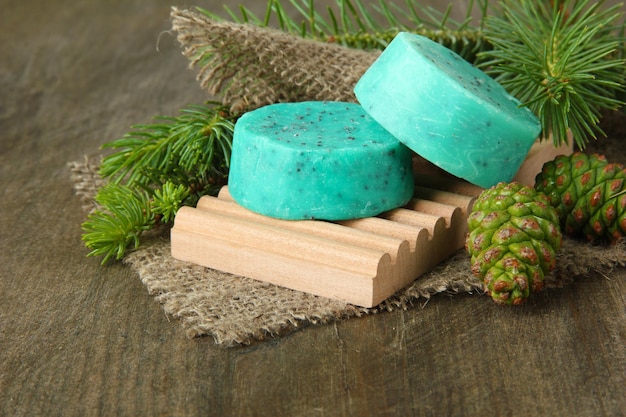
left=1, top=0, right=624, bottom=416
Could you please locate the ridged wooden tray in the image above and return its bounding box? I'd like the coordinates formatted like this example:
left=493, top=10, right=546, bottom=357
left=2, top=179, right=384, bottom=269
left=171, top=175, right=482, bottom=308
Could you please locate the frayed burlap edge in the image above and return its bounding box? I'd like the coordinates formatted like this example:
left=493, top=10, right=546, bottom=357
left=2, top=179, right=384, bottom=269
left=69, top=158, right=625, bottom=346
left=68, top=156, right=106, bottom=214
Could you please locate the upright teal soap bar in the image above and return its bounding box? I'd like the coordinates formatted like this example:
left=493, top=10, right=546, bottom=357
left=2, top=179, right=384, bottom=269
left=228, top=101, right=414, bottom=220
left=354, top=32, right=542, bottom=188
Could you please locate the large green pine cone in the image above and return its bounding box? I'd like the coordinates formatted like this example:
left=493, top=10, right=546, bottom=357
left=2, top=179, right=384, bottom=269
left=534, top=152, right=626, bottom=242
left=466, top=182, right=562, bottom=305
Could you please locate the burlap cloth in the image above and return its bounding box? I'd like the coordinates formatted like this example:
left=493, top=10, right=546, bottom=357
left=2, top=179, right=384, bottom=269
left=169, top=7, right=379, bottom=113
left=68, top=9, right=625, bottom=346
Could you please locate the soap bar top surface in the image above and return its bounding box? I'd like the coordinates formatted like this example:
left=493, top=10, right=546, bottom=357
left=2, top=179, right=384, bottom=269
left=354, top=32, right=542, bottom=188
left=228, top=101, right=414, bottom=220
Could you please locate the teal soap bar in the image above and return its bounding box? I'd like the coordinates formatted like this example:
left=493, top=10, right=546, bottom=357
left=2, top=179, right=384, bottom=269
left=354, top=32, right=541, bottom=188
left=228, top=101, right=414, bottom=220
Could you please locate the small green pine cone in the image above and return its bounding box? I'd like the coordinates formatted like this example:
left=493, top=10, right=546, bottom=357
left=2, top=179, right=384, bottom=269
left=466, top=182, right=562, bottom=305
left=534, top=152, right=626, bottom=242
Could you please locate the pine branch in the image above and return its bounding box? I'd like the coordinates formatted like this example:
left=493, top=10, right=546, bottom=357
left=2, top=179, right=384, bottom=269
left=99, top=102, right=235, bottom=193
left=81, top=184, right=155, bottom=264
left=479, top=0, right=625, bottom=148
left=82, top=103, right=237, bottom=263
left=198, top=0, right=491, bottom=63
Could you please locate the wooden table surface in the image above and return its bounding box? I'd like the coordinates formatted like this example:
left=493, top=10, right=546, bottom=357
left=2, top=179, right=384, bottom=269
left=1, top=1, right=624, bottom=416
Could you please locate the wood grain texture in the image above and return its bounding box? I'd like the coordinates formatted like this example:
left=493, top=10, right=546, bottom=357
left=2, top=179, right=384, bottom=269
left=0, top=1, right=624, bottom=416
left=172, top=183, right=475, bottom=307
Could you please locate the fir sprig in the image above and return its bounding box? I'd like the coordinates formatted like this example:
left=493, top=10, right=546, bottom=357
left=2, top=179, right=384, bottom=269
left=81, top=185, right=155, bottom=264
left=199, top=0, right=491, bottom=62
left=99, top=102, right=235, bottom=193
left=152, top=182, right=191, bottom=223
left=82, top=103, right=237, bottom=263
left=479, top=0, right=625, bottom=148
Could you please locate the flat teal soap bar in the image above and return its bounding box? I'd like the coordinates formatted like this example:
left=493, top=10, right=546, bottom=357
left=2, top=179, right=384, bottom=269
left=354, top=32, right=542, bottom=188
left=228, top=101, right=414, bottom=220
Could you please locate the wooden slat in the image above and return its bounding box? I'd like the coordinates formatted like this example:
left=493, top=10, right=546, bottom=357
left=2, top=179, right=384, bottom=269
left=196, top=195, right=410, bottom=263
left=172, top=183, right=479, bottom=307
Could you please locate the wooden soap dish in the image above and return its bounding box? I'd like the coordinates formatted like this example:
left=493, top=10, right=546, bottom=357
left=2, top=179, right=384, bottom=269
left=171, top=175, right=482, bottom=308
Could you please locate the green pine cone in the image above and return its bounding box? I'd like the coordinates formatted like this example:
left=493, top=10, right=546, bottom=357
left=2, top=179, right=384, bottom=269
left=534, top=152, right=626, bottom=243
left=466, top=182, right=562, bottom=305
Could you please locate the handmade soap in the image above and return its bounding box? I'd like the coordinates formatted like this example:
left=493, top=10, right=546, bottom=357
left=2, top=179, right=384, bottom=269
left=227, top=101, right=414, bottom=220
left=354, top=32, right=542, bottom=188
